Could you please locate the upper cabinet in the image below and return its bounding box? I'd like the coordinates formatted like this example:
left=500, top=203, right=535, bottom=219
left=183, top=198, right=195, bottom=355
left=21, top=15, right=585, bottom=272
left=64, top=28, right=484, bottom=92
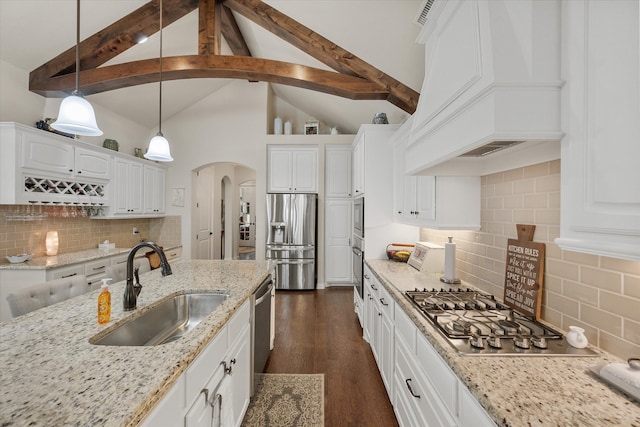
left=0, top=122, right=111, bottom=206
left=325, top=145, right=352, bottom=198
left=392, top=123, right=480, bottom=230
left=267, top=145, right=318, bottom=193
left=405, top=0, right=563, bottom=176
left=555, top=0, right=640, bottom=261
left=143, top=165, right=166, bottom=214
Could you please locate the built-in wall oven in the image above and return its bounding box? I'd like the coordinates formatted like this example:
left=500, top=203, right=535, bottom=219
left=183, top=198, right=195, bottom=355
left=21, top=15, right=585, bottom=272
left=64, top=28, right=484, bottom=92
left=353, top=197, right=364, bottom=238
left=352, top=234, right=364, bottom=299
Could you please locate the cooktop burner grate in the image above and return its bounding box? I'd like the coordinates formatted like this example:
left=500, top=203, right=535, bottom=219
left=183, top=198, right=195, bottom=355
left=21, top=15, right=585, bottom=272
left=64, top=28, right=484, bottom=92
left=405, top=288, right=597, bottom=356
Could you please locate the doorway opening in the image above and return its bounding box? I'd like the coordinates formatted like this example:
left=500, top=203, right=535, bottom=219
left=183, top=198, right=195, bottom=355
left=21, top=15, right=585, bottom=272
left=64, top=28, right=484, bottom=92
left=192, top=163, right=256, bottom=260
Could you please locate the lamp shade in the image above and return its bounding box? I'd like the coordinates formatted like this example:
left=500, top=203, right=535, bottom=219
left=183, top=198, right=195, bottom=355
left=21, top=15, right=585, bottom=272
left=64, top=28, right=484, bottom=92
left=46, top=231, right=59, bottom=256
left=144, top=133, right=173, bottom=161
left=51, top=94, right=103, bottom=136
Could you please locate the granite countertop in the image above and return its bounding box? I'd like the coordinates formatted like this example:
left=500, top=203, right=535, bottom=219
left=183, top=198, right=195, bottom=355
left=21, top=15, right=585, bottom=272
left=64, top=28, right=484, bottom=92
left=0, top=260, right=272, bottom=427
left=366, top=259, right=640, bottom=427
left=0, top=246, right=182, bottom=270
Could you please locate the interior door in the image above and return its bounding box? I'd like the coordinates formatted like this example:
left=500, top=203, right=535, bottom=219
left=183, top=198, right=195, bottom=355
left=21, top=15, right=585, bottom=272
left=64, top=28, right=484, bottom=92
left=195, top=167, right=213, bottom=259
left=325, top=199, right=353, bottom=283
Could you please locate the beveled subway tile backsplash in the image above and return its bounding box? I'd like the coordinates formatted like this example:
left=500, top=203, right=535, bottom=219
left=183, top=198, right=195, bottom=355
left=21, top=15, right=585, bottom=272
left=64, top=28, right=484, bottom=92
left=0, top=205, right=181, bottom=258
left=421, top=159, right=640, bottom=360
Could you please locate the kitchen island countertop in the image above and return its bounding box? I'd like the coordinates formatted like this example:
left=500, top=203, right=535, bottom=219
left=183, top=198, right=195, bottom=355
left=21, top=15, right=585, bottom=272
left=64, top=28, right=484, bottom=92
left=366, top=259, right=640, bottom=427
left=0, top=259, right=272, bottom=426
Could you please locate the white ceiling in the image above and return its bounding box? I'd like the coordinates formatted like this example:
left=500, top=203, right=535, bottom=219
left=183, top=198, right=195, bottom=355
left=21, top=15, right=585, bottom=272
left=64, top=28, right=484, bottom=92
left=0, top=0, right=425, bottom=134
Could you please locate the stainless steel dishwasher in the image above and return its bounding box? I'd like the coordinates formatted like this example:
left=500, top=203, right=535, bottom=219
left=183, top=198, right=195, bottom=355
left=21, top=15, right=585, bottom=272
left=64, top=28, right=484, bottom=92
left=251, top=275, right=273, bottom=395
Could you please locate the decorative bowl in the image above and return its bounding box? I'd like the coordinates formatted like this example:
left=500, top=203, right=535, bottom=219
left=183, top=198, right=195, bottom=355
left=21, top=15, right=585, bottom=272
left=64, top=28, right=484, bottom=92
left=6, top=254, right=33, bottom=264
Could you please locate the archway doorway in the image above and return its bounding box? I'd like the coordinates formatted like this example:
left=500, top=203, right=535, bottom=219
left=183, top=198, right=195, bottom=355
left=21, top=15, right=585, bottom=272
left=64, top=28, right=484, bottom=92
left=238, top=180, right=256, bottom=260
left=191, top=163, right=256, bottom=260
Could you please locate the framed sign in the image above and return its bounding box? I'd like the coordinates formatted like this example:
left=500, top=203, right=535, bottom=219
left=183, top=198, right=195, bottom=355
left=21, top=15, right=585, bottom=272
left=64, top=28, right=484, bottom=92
left=503, top=224, right=545, bottom=319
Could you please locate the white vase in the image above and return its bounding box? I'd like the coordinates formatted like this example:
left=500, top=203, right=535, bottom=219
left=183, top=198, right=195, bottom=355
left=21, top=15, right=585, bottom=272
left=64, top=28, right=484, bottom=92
left=566, top=326, right=588, bottom=348
left=284, top=121, right=292, bottom=135
left=274, top=117, right=283, bottom=135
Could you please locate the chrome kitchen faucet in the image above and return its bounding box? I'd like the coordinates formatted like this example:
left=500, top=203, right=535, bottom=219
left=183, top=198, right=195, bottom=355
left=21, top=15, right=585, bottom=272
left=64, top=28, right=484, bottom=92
left=123, top=241, right=172, bottom=311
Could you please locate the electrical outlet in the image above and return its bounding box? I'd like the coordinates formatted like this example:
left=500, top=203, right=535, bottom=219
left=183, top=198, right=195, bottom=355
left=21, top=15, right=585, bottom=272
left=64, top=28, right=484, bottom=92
left=132, top=227, right=138, bottom=235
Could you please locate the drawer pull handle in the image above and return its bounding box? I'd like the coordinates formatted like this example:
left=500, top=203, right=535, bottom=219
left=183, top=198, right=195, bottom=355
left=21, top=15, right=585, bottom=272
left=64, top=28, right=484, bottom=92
left=93, top=266, right=106, bottom=271
left=405, top=378, right=420, bottom=398
left=371, top=284, right=377, bottom=291
left=61, top=273, right=78, bottom=278
left=380, top=298, right=388, bottom=306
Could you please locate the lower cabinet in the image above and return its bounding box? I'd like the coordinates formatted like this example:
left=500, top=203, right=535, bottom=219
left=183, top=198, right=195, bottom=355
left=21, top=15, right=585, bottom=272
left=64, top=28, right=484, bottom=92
left=392, top=307, right=495, bottom=427
left=140, top=300, right=251, bottom=427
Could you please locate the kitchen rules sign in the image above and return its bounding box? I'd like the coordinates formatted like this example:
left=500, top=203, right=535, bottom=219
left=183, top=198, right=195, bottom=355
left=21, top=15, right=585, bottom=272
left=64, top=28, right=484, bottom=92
left=503, top=224, right=545, bottom=319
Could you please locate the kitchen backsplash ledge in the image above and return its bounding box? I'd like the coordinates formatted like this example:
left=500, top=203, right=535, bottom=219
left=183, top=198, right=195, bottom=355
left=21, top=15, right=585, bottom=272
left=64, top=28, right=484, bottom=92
left=421, top=160, right=640, bottom=360
left=0, top=206, right=181, bottom=258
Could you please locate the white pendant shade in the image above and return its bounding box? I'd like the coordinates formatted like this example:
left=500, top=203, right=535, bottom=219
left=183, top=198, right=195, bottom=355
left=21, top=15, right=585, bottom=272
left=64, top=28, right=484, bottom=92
left=51, top=94, right=103, bottom=136
left=144, top=133, right=173, bottom=161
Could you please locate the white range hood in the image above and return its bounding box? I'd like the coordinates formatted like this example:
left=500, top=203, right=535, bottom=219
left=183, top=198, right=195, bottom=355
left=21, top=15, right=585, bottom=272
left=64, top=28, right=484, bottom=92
left=405, top=0, right=563, bottom=176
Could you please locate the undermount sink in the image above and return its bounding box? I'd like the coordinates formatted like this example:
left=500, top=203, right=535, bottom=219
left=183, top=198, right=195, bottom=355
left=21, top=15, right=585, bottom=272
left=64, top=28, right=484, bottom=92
left=90, top=292, right=229, bottom=346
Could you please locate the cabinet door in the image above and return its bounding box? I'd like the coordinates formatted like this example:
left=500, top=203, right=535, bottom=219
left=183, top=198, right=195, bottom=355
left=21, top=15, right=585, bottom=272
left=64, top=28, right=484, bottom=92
left=228, top=323, right=251, bottom=425
left=267, top=149, right=293, bottom=192
left=292, top=150, right=317, bottom=192
left=325, top=146, right=352, bottom=198
left=557, top=0, right=640, bottom=260
left=392, top=139, right=405, bottom=219
left=113, top=159, right=143, bottom=214
left=325, top=200, right=353, bottom=283
left=140, top=376, right=186, bottom=427
left=75, top=147, right=111, bottom=180
left=415, top=176, right=436, bottom=222
left=143, top=165, right=166, bottom=214
left=129, top=162, right=143, bottom=213
left=21, top=133, right=74, bottom=176
left=352, top=141, right=365, bottom=196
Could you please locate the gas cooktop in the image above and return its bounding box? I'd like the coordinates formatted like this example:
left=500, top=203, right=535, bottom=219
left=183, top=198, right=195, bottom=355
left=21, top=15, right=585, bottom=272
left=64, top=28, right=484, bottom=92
left=405, top=288, right=597, bottom=356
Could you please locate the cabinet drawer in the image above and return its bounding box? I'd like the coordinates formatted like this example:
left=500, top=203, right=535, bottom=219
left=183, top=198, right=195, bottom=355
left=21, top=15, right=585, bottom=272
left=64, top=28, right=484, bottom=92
left=395, top=305, right=416, bottom=352
left=228, top=300, right=250, bottom=341
left=110, top=254, right=128, bottom=266
left=86, top=272, right=106, bottom=289
left=165, top=247, right=182, bottom=262
left=85, top=258, right=109, bottom=276
left=46, top=264, right=84, bottom=280
left=378, top=284, right=394, bottom=319
left=396, top=337, right=456, bottom=427
left=185, top=329, right=227, bottom=406
left=416, top=332, right=458, bottom=417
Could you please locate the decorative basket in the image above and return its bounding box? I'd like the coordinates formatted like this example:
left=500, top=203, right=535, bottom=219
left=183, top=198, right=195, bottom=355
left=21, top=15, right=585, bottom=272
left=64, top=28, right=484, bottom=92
left=103, top=139, right=119, bottom=151
left=386, top=243, right=414, bottom=262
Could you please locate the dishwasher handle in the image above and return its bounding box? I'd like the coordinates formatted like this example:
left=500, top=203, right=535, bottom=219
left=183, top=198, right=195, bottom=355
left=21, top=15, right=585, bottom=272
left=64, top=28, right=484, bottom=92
left=255, top=276, right=273, bottom=306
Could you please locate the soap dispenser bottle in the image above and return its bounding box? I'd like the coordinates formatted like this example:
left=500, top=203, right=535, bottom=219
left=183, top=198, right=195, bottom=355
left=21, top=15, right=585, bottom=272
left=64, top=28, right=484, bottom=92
left=98, top=278, right=112, bottom=324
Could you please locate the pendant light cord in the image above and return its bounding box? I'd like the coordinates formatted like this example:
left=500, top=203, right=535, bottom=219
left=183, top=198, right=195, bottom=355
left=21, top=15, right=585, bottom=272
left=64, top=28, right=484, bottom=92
left=74, top=0, right=81, bottom=95
left=158, top=0, right=163, bottom=135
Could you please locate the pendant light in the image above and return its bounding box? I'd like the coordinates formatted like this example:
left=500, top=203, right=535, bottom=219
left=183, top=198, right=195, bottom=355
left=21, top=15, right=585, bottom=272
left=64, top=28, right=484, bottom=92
left=144, top=0, right=173, bottom=162
left=51, top=0, right=102, bottom=137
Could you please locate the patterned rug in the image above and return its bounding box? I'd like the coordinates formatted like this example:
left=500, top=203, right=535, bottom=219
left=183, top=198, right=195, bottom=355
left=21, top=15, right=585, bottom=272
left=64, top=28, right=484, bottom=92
left=242, top=374, right=324, bottom=427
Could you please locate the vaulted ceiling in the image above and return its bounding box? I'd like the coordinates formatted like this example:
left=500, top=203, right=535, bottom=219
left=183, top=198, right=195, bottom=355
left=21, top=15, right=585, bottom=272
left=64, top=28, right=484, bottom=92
left=1, top=0, right=426, bottom=134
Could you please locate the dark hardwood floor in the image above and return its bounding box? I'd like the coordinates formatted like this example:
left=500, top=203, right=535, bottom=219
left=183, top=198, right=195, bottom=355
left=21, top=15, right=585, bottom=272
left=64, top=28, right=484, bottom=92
left=264, top=288, right=399, bottom=427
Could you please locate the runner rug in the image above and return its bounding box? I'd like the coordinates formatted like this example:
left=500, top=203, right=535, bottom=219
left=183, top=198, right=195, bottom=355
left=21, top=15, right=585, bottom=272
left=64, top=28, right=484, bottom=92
left=242, top=373, right=324, bottom=427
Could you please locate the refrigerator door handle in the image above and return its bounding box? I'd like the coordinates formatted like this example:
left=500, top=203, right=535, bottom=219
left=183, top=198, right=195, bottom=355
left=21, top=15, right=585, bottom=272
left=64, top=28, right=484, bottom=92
left=275, top=259, right=314, bottom=265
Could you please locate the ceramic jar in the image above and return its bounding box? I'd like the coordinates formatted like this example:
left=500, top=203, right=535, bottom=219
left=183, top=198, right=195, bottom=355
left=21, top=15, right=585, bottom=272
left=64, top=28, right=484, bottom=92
left=566, top=326, right=588, bottom=348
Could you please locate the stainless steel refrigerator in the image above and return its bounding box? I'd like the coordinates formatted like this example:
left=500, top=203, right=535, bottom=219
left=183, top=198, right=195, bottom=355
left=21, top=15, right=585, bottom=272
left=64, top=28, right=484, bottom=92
left=266, top=193, right=317, bottom=290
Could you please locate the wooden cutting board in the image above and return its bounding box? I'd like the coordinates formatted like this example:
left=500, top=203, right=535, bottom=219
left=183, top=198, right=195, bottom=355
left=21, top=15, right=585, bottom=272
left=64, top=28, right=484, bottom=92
left=503, top=224, right=545, bottom=319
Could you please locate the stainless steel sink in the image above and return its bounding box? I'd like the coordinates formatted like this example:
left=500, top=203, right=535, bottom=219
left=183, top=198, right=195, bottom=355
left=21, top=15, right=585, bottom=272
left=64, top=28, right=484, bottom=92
left=90, top=292, right=229, bottom=346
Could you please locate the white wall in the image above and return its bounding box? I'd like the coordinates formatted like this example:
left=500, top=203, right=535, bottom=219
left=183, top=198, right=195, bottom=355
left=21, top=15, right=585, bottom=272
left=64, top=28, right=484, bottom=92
left=0, top=59, right=153, bottom=153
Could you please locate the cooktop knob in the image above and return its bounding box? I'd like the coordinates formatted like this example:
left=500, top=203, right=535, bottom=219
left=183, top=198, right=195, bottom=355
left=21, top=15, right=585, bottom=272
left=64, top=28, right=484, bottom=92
left=487, top=335, right=502, bottom=349
left=469, top=334, right=485, bottom=349
left=531, top=335, right=547, bottom=349
left=513, top=335, right=530, bottom=349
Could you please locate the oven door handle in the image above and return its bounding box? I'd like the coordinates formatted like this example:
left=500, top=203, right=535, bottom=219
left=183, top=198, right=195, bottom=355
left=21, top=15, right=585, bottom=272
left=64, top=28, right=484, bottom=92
left=352, top=246, right=362, bottom=257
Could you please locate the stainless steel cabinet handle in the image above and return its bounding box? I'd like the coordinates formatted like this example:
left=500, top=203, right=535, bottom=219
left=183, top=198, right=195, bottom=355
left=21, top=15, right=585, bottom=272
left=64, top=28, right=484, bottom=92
left=405, top=378, right=420, bottom=398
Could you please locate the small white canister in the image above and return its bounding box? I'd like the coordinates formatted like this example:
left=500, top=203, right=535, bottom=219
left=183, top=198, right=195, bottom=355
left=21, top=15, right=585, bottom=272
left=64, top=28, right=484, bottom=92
left=284, top=120, right=293, bottom=135
left=274, top=117, right=283, bottom=135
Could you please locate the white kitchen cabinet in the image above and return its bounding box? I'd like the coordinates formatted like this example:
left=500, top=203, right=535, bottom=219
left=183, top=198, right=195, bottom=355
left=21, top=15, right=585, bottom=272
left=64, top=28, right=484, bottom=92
left=46, top=263, right=85, bottom=281
left=354, top=287, right=363, bottom=328
left=352, top=139, right=365, bottom=196
left=267, top=145, right=318, bottom=193
left=113, top=157, right=143, bottom=214
left=141, top=300, right=251, bottom=427
left=0, top=122, right=111, bottom=206
left=143, top=164, right=166, bottom=214
left=555, top=0, right=640, bottom=261
left=324, top=199, right=353, bottom=284
left=325, top=145, right=352, bottom=198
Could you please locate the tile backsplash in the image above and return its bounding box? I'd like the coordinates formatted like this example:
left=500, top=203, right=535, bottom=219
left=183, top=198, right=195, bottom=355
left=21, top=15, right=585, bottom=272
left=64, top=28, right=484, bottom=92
left=0, top=206, right=181, bottom=258
left=421, top=160, right=640, bottom=360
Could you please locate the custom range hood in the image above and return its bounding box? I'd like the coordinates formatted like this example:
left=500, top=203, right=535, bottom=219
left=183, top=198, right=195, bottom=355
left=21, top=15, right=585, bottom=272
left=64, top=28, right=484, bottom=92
left=405, top=0, right=563, bottom=176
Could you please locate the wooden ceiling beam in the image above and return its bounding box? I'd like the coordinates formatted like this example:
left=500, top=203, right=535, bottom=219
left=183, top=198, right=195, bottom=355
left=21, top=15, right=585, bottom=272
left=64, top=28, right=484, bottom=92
left=199, top=0, right=221, bottom=55
left=220, top=4, right=252, bottom=56
left=222, top=0, right=419, bottom=113
left=29, top=56, right=389, bottom=101
left=29, top=0, right=198, bottom=90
